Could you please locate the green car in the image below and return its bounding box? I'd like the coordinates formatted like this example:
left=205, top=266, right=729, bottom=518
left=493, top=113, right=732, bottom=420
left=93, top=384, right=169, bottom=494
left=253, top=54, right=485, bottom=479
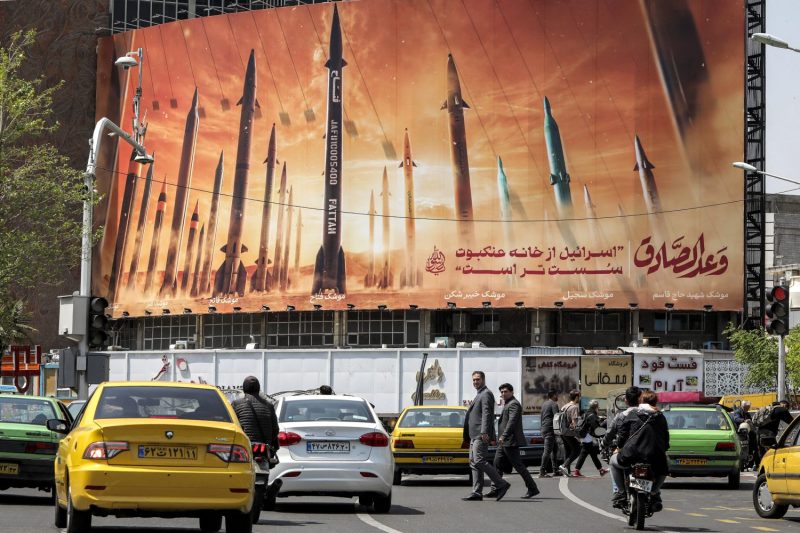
left=0, top=394, right=72, bottom=497
left=662, top=405, right=741, bottom=488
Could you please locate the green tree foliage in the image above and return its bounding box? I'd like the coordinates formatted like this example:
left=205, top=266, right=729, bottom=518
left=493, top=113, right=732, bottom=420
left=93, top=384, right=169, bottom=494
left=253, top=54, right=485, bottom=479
left=724, top=322, right=800, bottom=397
left=0, top=30, right=87, bottom=349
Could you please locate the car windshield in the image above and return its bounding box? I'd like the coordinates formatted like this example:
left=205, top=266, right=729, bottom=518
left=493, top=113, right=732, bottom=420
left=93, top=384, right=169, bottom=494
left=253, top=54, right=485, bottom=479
left=664, top=410, right=730, bottom=430
left=280, top=399, right=374, bottom=423
left=522, top=415, right=540, bottom=431
left=0, top=397, right=56, bottom=426
left=399, top=409, right=465, bottom=428
left=94, top=386, right=231, bottom=422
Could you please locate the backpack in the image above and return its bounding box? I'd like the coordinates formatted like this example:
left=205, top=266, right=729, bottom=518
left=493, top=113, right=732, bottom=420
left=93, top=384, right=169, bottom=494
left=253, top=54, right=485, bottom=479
left=555, top=404, right=576, bottom=437
left=618, top=413, right=656, bottom=466
left=752, top=405, right=775, bottom=428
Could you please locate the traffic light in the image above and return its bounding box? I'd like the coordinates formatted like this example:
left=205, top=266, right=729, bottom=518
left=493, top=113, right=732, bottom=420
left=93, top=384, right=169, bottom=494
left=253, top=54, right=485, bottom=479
left=88, top=296, right=109, bottom=349
left=766, top=285, right=789, bottom=336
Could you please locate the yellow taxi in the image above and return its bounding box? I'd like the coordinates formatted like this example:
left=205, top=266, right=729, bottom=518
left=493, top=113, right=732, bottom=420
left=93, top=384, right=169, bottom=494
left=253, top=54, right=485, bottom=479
left=48, top=382, right=254, bottom=533
left=753, top=412, right=800, bottom=519
left=390, top=406, right=469, bottom=485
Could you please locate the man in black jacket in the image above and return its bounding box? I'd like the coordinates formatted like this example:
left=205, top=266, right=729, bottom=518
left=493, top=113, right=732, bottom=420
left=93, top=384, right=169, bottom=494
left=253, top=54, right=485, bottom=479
left=487, top=384, right=540, bottom=499
left=539, top=389, right=559, bottom=477
left=609, top=390, right=669, bottom=510
left=232, top=376, right=280, bottom=454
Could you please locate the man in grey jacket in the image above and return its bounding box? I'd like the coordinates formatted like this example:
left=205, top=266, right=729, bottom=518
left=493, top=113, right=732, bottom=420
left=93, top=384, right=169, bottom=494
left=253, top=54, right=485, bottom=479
left=488, top=384, right=540, bottom=499
left=463, top=371, right=510, bottom=501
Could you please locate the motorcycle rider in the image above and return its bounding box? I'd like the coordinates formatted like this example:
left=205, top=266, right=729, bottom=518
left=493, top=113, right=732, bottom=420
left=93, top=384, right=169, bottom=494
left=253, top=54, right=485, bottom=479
left=232, top=376, right=280, bottom=454
left=610, top=390, right=669, bottom=511
left=603, top=386, right=640, bottom=494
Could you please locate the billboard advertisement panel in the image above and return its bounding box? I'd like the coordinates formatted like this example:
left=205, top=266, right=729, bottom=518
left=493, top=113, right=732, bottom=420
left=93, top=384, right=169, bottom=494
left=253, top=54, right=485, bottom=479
left=94, top=0, right=744, bottom=317
left=521, top=356, right=579, bottom=414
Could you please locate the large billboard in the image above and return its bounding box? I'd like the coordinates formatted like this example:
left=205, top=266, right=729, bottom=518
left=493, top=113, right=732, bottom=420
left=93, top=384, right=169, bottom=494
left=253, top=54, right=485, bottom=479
left=95, top=0, right=744, bottom=317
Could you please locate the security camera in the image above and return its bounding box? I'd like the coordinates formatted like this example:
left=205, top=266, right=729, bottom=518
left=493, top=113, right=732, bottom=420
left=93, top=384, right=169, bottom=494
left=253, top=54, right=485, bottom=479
left=115, top=56, right=138, bottom=70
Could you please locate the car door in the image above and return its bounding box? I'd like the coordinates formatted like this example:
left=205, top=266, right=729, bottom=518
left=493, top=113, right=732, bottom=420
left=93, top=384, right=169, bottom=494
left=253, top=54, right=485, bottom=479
left=779, top=418, right=800, bottom=499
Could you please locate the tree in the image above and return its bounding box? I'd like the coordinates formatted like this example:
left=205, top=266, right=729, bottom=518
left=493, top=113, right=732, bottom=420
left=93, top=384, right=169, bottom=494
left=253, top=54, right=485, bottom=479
left=0, top=30, right=89, bottom=349
left=724, top=322, right=800, bottom=398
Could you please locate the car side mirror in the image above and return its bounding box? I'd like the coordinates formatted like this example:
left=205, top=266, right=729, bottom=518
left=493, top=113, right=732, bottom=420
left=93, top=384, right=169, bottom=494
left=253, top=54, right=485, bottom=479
left=759, top=435, right=777, bottom=448
left=46, top=419, right=69, bottom=434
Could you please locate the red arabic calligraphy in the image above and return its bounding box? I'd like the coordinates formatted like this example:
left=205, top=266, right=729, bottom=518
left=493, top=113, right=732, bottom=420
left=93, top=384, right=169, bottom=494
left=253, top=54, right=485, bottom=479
left=634, top=234, right=728, bottom=278
left=425, top=246, right=445, bottom=275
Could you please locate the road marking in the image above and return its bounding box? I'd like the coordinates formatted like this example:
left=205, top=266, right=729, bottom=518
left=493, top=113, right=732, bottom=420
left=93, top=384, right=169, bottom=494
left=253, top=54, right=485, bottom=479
left=687, top=513, right=707, bottom=517
left=356, top=513, right=403, bottom=533
left=751, top=527, right=780, bottom=532
left=717, top=519, right=740, bottom=524
left=665, top=507, right=680, bottom=512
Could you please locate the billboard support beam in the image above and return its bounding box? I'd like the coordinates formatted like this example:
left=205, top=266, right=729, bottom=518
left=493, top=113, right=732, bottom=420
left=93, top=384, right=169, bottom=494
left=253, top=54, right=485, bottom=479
left=743, top=0, right=766, bottom=328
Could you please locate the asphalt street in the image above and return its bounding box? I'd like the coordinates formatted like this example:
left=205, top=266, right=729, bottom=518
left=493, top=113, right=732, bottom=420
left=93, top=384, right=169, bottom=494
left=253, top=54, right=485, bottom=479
left=1, top=471, right=799, bottom=532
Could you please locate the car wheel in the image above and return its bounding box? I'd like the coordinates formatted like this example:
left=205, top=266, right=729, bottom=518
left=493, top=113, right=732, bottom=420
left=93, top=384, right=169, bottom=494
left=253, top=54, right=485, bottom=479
left=392, top=469, right=402, bottom=486
left=372, top=492, right=392, bottom=514
left=753, top=473, right=789, bottom=519
left=66, top=479, right=91, bottom=533
left=48, top=482, right=57, bottom=504
left=54, top=483, right=67, bottom=529
left=359, top=495, right=375, bottom=507
left=251, top=485, right=265, bottom=524
left=263, top=489, right=277, bottom=511
left=199, top=513, right=222, bottom=532
left=226, top=510, right=253, bottom=533
left=727, top=470, right=740, bottom=490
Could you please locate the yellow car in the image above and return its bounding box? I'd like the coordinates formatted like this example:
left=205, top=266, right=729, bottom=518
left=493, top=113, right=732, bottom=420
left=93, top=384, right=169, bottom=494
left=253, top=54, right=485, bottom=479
left=48, top=382, right=254, bottom=533
left=753, top=412, right=800, bottom=519
left=390, top=406, right=469, bottom=485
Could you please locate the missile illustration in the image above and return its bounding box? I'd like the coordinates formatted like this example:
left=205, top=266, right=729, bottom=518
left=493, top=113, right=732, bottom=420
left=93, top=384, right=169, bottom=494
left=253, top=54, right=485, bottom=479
left=377, top=166, right=393, bottom=290
left=543, top=96, right=573, bottom=214
left=214, top=49, right=259, bottom=296
left=180, top=201, right=199, bottom=293
left=280, top=186, right=294, bottom=291
left=107, top=153, right=142, bottom=301
left=199, top=151, right=224, bottom=295
left=190, top=224, right=205, bottom=297
left=126, top=152, right=155, bottom=291
left=144, top=181, right=167, bottom=293
left=583, top=184, right=600, bottom=244
left=293, top=209, right=302, bottom=279
left=634, top=135, right=662, bottom=213
left=442, top=53, right=475, bottom=244
left=252, top=123, right=278, bottom=292
left=311, top=4, right=347, bottom=295
left=497, top=156, right=517, bottom=287
left=272, top=162, right=288, bottom=287
left=364, top=190, right=376, bottom=287
left=399, top=129, right=419, bottom=288
left=160, top=87, right=200, bottom=297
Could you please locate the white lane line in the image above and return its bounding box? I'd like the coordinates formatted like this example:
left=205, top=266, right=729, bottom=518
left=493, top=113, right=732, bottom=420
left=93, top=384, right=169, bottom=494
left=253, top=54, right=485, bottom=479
left=356, top=512, right=403, bottom=533
left=558, top=477, right=683, bottom=533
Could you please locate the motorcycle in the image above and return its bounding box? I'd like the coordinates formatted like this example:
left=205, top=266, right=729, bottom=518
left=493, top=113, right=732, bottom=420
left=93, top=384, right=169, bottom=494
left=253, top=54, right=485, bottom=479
left=250, top=443, right=283, bottom=524
left=622, top=463, right=660, bottom=530
left=737, top=421, right=755, bottom=470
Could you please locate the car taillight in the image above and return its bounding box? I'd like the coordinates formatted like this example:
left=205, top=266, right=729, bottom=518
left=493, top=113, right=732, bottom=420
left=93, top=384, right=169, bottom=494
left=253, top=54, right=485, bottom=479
left=715, top=441, right=736, bottom=451
left=25, top=441, right=58, bottom=455
left=393, top=439, right=415, bottom=449
left=278, top=431, right=302, bottom=446
left=208, top=444, right=250, bottom=463
left=633, top=465, right=651, bottom=478
left=530, top=437, right=544, bottom=445
left=83, top=441, right=129, bottom=460
left=360, top=432, right=389, bottom=447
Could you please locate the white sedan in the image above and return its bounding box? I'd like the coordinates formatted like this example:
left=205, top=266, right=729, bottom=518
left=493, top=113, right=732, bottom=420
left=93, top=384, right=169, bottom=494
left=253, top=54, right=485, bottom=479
left=268, top=394, right=394, bottom=512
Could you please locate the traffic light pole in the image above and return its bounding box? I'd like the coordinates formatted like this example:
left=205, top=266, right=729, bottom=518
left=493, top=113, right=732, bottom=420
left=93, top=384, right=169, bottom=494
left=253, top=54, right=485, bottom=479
left=778, top=335, right=786, bottom=402
left=78, top=118, right=151, bottom=399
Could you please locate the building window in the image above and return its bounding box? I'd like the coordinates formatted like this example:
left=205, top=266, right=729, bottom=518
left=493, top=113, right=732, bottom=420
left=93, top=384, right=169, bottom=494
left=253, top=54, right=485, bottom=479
left=142, top=315, right=197, bottom=350
left=565, top=312, right=621, bottom=332
left=654, top=313, right=704, bottom=332
left=203, top=313, right=262, bottom=349
left=346, top=310, right=412, bottom=347
left=266, top=311, right=334, bottom=347
left=113, top=319, right=138, bottom=350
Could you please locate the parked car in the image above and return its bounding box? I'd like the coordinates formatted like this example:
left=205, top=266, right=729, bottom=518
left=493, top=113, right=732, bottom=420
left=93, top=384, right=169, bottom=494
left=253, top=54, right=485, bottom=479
left=753, top=412, right=800, bottom=519
left=662, top=405, right=741, bottom=488
left=270, top=394, right=393, bottom=513
left=0, top=394, right=72, bottom=499
left=390, top=406, right=469, bottom=485
left=488, top=414, right=544, bottom=466
left=50, top=381, right=255, bottom=533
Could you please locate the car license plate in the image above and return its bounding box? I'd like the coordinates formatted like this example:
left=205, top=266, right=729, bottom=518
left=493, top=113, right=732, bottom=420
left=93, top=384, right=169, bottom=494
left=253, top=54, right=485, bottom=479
left=422, top=456, right=454, bottom=463
left=307, top=441, right=350, bottom=453
left=629, top=477, right=653, bottom=492
left=676, top=458, right=707, bottom=466
left=0, top=463, right=19, bottom=475
left=138, top=445, right=198, bottom=460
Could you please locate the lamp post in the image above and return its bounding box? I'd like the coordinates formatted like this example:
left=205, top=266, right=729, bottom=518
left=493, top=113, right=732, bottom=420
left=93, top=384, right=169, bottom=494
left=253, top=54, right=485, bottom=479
left=750, top=33, right=800, bottom=53
left=76, top=50, right=152, bottom=399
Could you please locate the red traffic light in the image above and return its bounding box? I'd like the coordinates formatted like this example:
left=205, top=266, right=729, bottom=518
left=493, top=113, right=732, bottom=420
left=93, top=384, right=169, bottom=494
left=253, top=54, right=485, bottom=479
left=771, top=286, right=788, bottom=302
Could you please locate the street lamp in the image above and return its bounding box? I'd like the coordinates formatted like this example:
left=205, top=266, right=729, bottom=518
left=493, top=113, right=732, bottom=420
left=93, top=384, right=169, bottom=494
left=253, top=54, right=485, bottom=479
left=732, top=162, right=800, bottom=188
left=750, top=33, right=800, bottom=53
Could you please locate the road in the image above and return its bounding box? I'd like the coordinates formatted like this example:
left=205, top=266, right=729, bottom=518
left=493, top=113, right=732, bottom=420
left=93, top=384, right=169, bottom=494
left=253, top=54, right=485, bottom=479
left=1, top=471, right=799, bottom=532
